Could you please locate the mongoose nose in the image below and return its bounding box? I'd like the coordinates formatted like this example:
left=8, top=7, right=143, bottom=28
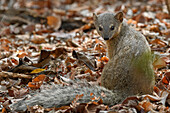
left=104, top=37, right=109, bottom=40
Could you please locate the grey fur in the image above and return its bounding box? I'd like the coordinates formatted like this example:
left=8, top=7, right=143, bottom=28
left=10, top=84, right=120, bottom=112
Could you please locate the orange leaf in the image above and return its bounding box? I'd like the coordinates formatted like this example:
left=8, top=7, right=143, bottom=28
left=141, top=101, right=153, bottom=112
left=154, top=86, right=161, bottom=96
left=95, top=39, right=100, bottom=43
left=150, top=39, right=166, bottom=47
left=47, top=16, right=61, bottom=30
left=91, top=97, right=96, bottom=100
left=162, top=76, right=169, bottom=84
left=82, top=24, right=91, bottom=30
left=127, top=19, right=137, bottom=25
left=32, top=74, right=46, bottom=82
left=98, top=99, right=103, bottom=104
left=11, top=58, right=18, bottom=65
left=101, top=56, right=109, bottom=62
left=91, top=101, right=98, bottom=105
left=17, top=52, right=27, bottom=58
left=90, top=93, right=93, bottom=96
left=2, top=107, right=6, bottom=113
left=28, top=74, right=46, bottom=89
left=55, top=106, right=71, bottom=111
left=28, top=82, right=37, bottom=88
left=85, top=69, right=92, bottom=75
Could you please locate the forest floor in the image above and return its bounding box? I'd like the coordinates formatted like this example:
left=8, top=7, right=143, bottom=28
left=0, top=0, right=169, bottom=112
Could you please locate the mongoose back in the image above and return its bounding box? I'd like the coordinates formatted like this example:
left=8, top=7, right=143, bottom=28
left=93, top=12, right=155, bottom=98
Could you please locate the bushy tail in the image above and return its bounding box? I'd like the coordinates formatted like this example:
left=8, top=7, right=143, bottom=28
left=10, top=84, right=121, bottom=112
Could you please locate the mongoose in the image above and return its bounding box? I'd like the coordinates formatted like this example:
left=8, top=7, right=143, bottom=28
left=10, top=12, right=155, bottom=112
left=93, top=12, right=155, bottom=99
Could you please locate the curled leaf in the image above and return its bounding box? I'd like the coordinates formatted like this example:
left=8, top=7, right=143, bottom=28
left=72, top=50, right=97, bottom=71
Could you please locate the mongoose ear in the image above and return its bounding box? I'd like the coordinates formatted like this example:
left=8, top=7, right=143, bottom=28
left=114, top=12, right=123, bottom=22
left=93, top=13, right=98, bottom=21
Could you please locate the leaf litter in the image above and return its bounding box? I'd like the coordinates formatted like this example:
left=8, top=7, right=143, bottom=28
left=0, top=0, right=169, bottom=112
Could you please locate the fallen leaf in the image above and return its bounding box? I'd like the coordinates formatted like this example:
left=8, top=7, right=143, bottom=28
left=31, top=35, right=46, bottom=44
left=1, top=107, right=6, bottom=113
left=160, top=91, right=169, bottom=106
left=140, top=101, right=153, bottom=112
left=72, top=50, right=97, bottom=71
left=133, top=13, right=147, bottom=23
left=17, top=52, right=28, bottom=58
left=10, top=58, right=18, bottom=65
left=13, top=88, right=29, bottom=98
left=31, top=68, right=45, bottom=74
left=50, top=47, right=67, bottom=58
left=127, top=19, right=137, bottom=25
left=66, top=39, right=80, bottom=47
left=47, top=16, right=61, bottom=30
left=82, top=24, right=91, bottom=31
left=100, top=56, right=109, bottom=62
left=122, top=96, right=139, bottom=105
left=142, top=94, right=161, bottom=102
left=162, top=76, right=169, bottom=84
left=156, top=12, right=170, bottom=20
left=151, top=39, right=166, bottom=47
left=153, top=57, right=166, bottom=69
left=28, top=74, right=46, bottom=89
left=32, top=74, right=46, bottom=82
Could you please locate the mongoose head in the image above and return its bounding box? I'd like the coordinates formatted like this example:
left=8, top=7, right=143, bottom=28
left=93, top=12, right=123, bottom=40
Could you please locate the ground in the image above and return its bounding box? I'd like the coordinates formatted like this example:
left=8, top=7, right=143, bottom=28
left=0, top=0, right=169, bottom=112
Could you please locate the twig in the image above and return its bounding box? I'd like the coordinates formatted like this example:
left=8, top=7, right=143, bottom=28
left=0, top=71, right=32, bottom=79
left=165, top=0, right=170, bottom=14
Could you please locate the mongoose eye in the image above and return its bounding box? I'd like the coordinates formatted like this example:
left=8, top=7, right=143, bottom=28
left=99, top=26, right=103, bottom=31
left=110, top=26, right=115, bottom=30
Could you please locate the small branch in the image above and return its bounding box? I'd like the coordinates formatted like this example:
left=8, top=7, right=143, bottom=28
left=0, top=71, right=32, bottom=79
left=165, top=0, right=170, bottom=14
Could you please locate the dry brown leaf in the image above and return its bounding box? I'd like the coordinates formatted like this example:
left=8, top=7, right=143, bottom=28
left=94, top=43, right=106, bottom=52
left=13, top=88, right=29, bottom=98
left=127, top=19, right=137, bottom=25
left=50, top=47, right=67, bottom=58
left=17, top=52, right=28, bottom=58
left=85, top=102, right=98, bottom=113
left=55, top=106, right=71, bottom=111
left=153, top=57, right=167, bottom=69
left=1, top=107, right=6, bottom=113
left=151, top=39, right=166, bottom=47
left=66, top=39, right=80, bottom=47
left=122, top=96, right=139, bottom=105
left=31, top=35, right=46, bottom=44
left=53, top=9, right=66, bottom=16
left=160, top=91, right=169, bottom=106
left=150, top=25, right=160, bottom=32
left=47, top=16, right=61, bottom=30
left=142, top=94, right=161, bottom=102
left=10, top=58, right=18, bottom=65
left=154, top=86, right=161, bottom=96
left=82, top=24, right=91, bottom=31
left=100, top=56, right=109, bottom=62
left=26, top=1, right=51, bottom=8
left=140, top=101, right=153, bottom=112
left=72, top=50, right=97, bottom=71
left=156, top=12, right=170, bottom=20
left=28, top=74, right=46, bottom=89
left=133, top=13, right=147, bottom=23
